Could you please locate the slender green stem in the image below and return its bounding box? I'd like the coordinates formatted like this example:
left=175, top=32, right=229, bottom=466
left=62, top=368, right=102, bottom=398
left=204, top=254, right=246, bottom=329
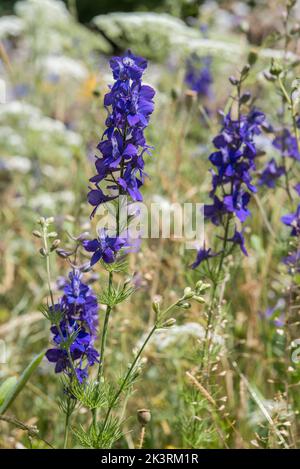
left=102, top=324, right=157, bottom=430
left=63, top=396, right=71, bottom=449
left=97, top=271, right=113, bottom=382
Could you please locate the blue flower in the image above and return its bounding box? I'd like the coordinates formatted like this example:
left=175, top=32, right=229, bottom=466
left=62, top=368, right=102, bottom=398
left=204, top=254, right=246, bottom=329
left=273, top=129, right=300, bottom=161
left=88, top=51, right=155, bottom=218
left=192, top=101, right=264, bottom=268
left=258, top=158, right=285, bottom=188
left=46, top=270, right=100, bottom=381
left=191, top=246, right=218, bottom=269
left=185, top=54, right=213, bottom=98
left=281, top=204, right=300, bottom=237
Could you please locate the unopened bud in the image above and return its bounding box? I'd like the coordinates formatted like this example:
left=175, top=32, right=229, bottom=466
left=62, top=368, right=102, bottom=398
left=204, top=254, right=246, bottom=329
left=179, top=302, right=191, bottom=309
left=39, top=247, right=47, bottom=257
left=46, top=217, right=54, bottom=224
left=241, top=64, right=250, bottom=77
left=50, top=239, right=60, bottom=251
left=162, top=318, right=176, bottom=328
left=193, top=295, right=206, bottom=304
left=32, top=230, right=42, bottom=238
left=183, top=287, right=195, bottom=299
left=229, top=76, right=239, bottom=86
left=196, top=280, right=210, bottom=293
left=137, top=409, right=151, bottom=425
left=247, top=50, right=258, bottom=66
left=270, top=59, right=283, bottom=77
left=48, top=232, right=58, bottom=239
left=152, top=301, right=160, bottom=315
left=38, top=217, right=45, bottom=226
left=239, top=91, right=251, bottom=104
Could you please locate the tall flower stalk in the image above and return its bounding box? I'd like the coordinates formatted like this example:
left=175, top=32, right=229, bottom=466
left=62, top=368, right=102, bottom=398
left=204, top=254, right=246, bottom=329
left=192, top=64, right=265, bottom=366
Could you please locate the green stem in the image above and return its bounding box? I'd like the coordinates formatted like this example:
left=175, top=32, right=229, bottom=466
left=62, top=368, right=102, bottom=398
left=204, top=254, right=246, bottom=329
left=63, top=397, right=71, bottom=449
left=102, top=323, right=157, bottom=431
left=97, top=272, right=113, bottom=382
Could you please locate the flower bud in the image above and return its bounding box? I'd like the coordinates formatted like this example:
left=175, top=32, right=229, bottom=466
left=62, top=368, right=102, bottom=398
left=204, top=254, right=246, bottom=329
left=39, top=247, right=47, bottom=257
left=32, top=230, right=42, bottom=238
left=196, top=280, right=210, bottom=293
left=239, top=91, right=251, bottom=104
left=38, top=217, right=45, bottom=226
left=46, top=217, right=54, bottom=224
left=270, top=59, right=283, bottom=77
left=247, top=50, right=258, bottom=66
left=50, top=239, right=61, bottom=251
left=183, top=287, right=195, bottom=299
left=56, top=248, right=71, bottom=258
left=152, top=301, right=160, bottom=315
left=179, top=302, right=191, bottom=309
left=241, top=64, right=250, bottom=77
left=137, top=409, right=151, bottom=425
left=48, top=232, right=58, bottom=239
left=229, top=76, right=239, bottom=86
left=162, top=318, right=176, bottom=328
left=193, top=295, right=206, bottom=304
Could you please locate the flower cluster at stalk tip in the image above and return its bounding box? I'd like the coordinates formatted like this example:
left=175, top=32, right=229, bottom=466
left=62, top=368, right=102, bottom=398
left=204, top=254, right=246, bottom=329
left=192, top=104, right=265, bottom=269
left=88, top=50, right=155, bottom=218
left=46, top=270, right=99, bottom=382
left=259, top=124, right=300, bottom=189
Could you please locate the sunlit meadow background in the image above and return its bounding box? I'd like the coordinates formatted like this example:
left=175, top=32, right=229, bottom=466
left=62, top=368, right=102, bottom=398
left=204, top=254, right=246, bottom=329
left=1, top=0, right=300, bottom=449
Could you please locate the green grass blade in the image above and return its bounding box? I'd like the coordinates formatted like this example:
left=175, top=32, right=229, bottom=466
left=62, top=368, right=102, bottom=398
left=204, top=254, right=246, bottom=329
left=0, top=350, right=45, bottom=415
left=0, top=377, right=18, bottom=406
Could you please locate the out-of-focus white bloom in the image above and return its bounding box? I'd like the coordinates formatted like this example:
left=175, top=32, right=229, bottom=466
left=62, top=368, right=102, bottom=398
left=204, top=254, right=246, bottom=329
left=5, top=155, right=31, bottom=173
left=0, top=127, right=24, bottom=149
left=15, top=0, right=70, bottom=27
left=249, top=399, right=292, bottom=425
left=29, top=190, right=74, bottom=210
left=0, top=101, right=40, bottom=119
left=138, top=322, right=224, bottom=352
left=0, top=15, right=24, bottom=39
left=42, top=56, right=88, bottom=81
left=0, top=101, right=82, bottom=147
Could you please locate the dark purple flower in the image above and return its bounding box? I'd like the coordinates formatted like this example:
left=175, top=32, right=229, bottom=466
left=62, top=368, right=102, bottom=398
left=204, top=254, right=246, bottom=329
left=273, top=129, right=300, bottom=161
left=83, top=229, right=129, bottom=265
left=281, top=204, right=300, bottom=237
left=185, top=54, right=213, bottom=98
left=191, top=246, right=218, bottom=269
left=227, top=227, right=248, bottom=256
left=88, top=51, right=155, bottom=217
left=46, top=270, right=100, bottom=380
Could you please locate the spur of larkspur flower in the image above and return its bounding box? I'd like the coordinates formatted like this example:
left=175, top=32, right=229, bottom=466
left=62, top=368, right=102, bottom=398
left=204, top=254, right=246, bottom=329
left=46, top=269, right=99, bottom=382
left=192, top=100, right=265, bottom=268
